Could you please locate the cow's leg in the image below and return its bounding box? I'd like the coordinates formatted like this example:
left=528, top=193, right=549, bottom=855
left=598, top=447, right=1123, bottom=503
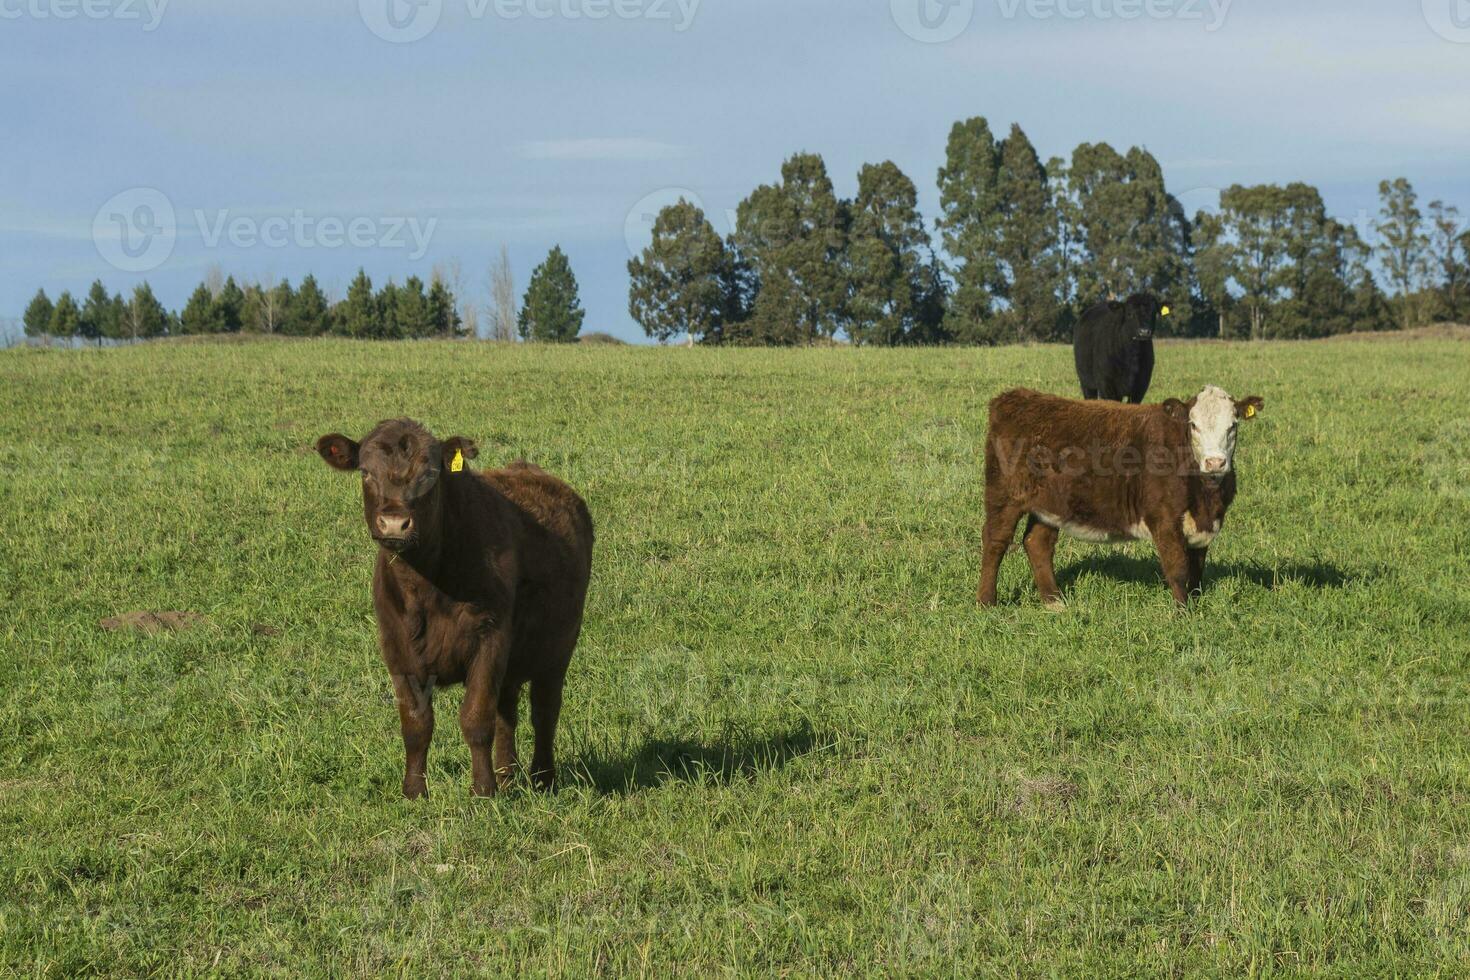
left=1082, top=388, right=1099, bottom=400
left=529, top=679, right=564, bottom=790
left=461, top=631, right=511, bottom=798
left=1022, top=515, right=1063, bottom=608
left=978, top=503, right=1026, bottom=606
left=493, top=680, right=522, bottom=789
left=1187, top=547, right=1208, bottom=596
left=1152, top=524, right=1194, bottom=606
left=390, top=673, right=435, bottom=800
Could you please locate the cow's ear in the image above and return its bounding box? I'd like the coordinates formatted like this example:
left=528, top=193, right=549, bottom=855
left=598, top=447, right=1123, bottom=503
left=316, top=434, right=360, bottom=471
left=1236, top=396, right=1264, bottom=421
left=442, top=436, right=479, bottom=471
left=1162, top=399, right=1190, bottom=421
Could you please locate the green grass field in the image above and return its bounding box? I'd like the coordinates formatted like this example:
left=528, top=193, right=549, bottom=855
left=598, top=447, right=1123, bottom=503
left=3, top=336, right=1469, bottom=975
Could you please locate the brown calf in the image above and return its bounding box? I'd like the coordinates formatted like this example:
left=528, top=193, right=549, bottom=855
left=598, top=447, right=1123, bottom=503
left=977, top=386, right=1263, bottom=607
left=317, top=419, right=593, bottom=798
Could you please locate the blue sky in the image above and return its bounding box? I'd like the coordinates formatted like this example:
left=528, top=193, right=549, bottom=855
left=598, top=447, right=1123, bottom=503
left=3, top=0, right=1468, bottom=341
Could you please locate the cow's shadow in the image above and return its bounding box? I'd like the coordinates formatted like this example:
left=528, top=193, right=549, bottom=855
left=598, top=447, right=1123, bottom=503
left=1055, top=552, right=1361, bottom=592
left=570, top=721, right=826, bottom=795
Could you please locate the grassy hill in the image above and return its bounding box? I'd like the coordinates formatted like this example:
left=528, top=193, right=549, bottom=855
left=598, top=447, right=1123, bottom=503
left=2, top=337, right=1468, bottom=974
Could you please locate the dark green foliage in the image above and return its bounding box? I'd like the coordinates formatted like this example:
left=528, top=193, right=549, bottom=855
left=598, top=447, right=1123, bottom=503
left=427, top=276, right=462, bottom=337
left=80, top=281, right=118, bottom=344
left=394, top=276, right=436, bottom=339
left=241, top=281, right=294, bottom=334
left=213, top=277, right=246, bottom=334
left=846, top=162, right=947, bottom=345
left=1064, top=143, right=1193, bottom=324
left=49, top=291, right=81, bottom=340
left=1194, top=184, right=1372, bottom=339
left=1427, top=201, right=1468, bottom=323
left=23, top=289, right=53, bottom=338
left=518, top=246, right=585, bottom=343
left=335, top=269, right=380, bottom=338
left=1376, top=178, right=1430, bottom=330
left=179, top=285, right=221, bottom=335
left=731, top=153, right=849, bottom=344
left=936, top=117, right=1004, bottom=339
left=992, top=125, right=1062, bottom=342
left=287, top=275, right=331, bottom=336
left=121, top=283, right=170, bottom=339
left=628, top=199, right=733, bottom=344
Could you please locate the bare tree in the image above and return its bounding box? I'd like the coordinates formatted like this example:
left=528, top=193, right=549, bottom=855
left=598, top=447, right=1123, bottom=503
left=204, top=263, right=225, bottom=299
left=438, top=258, right=479, bottom=338
left=255, top=277, right=288, bottom=334
left=488, top=246, right=517, bottom=342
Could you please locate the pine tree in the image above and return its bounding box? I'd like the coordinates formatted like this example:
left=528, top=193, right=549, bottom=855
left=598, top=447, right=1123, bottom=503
left=426, top=276, right=462, bottom=337
left=378, top=281, right=404, bottom=339
left=288, top=274, right=330, bottom=335
left=50, top=291, right=81, bottom=341
left=80, top=280, right=117, bottom=344
left=518, top=246, right=585, bottom=342
left=627, top=199, right=733, bottom=344
left=179, top=284, right=221, bottom=334
left=23, top=289, right=53, bottom=338
left=335, top=269, right=380, bottom=337
left=123, top=282, right=170, bottom=339
left=392, top=277, right=435, bottom=338
left=213, top=276, right=245, bottom=333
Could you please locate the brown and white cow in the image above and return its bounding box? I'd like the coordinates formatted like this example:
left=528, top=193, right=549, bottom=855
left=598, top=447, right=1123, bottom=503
left=977, top=386, right=1263, bottom=607
left=317, top=419, right=593, bottom=798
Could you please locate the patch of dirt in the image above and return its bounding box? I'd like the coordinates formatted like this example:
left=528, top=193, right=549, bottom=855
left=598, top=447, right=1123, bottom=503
left=1012, top=775, right=1080, bottom=813
left=251, top=623, right=281, bottom=637
left=99, top=611, right=210, bottom=634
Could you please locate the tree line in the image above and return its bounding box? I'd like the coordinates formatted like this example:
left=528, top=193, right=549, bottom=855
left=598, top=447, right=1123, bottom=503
left=22, top=246, right=588, bottom=345
left=628, top=117, right=1470, bottom=344
left=21, top=115, right=1469, bottom=348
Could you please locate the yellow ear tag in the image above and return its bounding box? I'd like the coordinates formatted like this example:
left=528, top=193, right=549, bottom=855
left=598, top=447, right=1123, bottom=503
left=1244, top=405, right=1257, bottom=419
left=1160, top=305, right=1171, bottom=317
left=450, top=449, right=465, bottom=473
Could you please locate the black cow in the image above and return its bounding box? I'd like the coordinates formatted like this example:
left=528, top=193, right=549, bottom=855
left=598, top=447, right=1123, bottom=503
left=1073, top=293, right=1168, bottom=403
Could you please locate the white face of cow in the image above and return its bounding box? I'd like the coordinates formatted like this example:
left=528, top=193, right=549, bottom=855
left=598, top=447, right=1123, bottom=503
left=1188, top=385, right=1243, bottom=474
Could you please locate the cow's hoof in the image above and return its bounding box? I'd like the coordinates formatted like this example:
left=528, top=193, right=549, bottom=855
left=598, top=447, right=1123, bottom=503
left=1042, top=597, right=1067, bottom=613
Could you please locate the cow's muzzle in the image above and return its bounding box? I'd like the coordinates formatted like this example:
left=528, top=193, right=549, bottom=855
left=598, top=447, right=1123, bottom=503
left=374, top=513, right=415, bottom=551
